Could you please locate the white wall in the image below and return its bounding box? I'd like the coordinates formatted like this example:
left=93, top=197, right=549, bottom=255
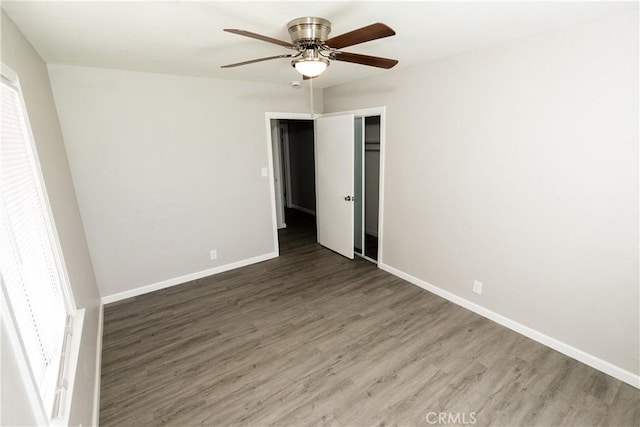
left=48, top=65, right=322, bottom=299
left=324, top=11, right=639, bottom=378
left=1, top=11, right=102, bottom=426
left=1, top=322, right=38, bottom=426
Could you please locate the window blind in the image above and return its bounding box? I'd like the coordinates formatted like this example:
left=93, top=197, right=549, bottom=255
left=0, top=76, right=69, bottom=417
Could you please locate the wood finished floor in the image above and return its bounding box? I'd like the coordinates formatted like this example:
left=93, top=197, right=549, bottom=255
left=100, top=211, right=639, bottom=426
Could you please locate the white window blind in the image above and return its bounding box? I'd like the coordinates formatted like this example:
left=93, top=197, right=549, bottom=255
left=0, top=75, right=70, bottom=418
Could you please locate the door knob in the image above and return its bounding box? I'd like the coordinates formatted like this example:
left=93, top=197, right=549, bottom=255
left=344, top=196, right=354, bottom=201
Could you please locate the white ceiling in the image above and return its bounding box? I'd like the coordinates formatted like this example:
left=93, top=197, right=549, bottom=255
left=2, top=1, right=637, bottom=88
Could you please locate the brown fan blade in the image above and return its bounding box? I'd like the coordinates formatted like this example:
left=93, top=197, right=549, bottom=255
left=332, top=52, right=398, bottom=69
left=224, top=29, right=294, bottom=48
left=325, top=23, right=395, bottom=49
left=221, top=54, right=294, bottom=68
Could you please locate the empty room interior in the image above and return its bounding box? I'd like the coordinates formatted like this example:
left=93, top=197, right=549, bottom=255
left=1, top=1, right=639, bottom=426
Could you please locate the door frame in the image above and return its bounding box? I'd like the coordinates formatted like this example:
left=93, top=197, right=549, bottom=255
left=321, top=107, right=387, bottom=264
left=270, top=120, right=286, bottom=229
left=264, top=107, right=386, bottom=264
left=280, top=122, right=294, bottom=209
left=265, top=112, right=315, bottom=256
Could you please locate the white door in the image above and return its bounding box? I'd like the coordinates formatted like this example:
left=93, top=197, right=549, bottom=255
left=315, top=114, right=355, bottom=259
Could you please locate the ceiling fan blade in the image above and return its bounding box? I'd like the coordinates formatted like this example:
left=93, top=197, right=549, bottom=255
left=221, top=54, right=294, bottom=68
left=333, top=52, right=398, bottom=69
left=224, top=29, right=294, bottom=48
left=325, top=23, right=395, bottom=49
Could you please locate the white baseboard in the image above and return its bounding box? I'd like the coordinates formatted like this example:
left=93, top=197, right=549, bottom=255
left=92, top=303, right=104, bottom=426
left=378, top=262, right=640, bottom=389
left=101, top=252, right=278, bottom=305
left=291, top=204, right=315, bottom=216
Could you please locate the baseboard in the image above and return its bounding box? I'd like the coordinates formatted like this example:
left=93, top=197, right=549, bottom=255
left=92, top=303, right=104, bottom=426
left=101, top=252, right=278, bottom=305
left=378, top=262, right=640, bottom=389
left=291, top=204, right=316, bottom=216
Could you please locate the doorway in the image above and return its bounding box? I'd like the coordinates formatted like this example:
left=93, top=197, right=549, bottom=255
left=355, top=115, right=381, bottom=262
left=270, top=118, right=316, bottom=233
left=266, top=108, right=386, bottom=263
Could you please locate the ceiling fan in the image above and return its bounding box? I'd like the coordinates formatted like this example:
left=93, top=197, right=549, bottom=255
left=221, top=17, right=398, bottom=78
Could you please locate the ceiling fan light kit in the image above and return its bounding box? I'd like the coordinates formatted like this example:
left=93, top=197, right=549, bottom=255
left=292, top=48, right=330, bottom=77
left=222, top=17, right=398, bottom=78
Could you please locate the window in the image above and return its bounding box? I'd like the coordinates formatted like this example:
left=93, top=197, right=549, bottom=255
left=0, top=68, right=73, bottom=421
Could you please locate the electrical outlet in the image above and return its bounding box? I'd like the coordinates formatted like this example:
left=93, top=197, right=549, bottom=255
left=473, top=280, right=483, bottom=295
left=210, top=250, right=217, bottom=260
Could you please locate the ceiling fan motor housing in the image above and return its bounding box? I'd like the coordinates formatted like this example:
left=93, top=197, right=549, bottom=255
left=287, top=17, right=331, bottom=48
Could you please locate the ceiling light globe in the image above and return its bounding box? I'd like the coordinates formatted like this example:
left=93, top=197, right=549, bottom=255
left=294, top=60, right=328, bottom=77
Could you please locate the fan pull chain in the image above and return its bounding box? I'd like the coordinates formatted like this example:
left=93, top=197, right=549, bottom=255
left=309, top=77, right=314, bottom=118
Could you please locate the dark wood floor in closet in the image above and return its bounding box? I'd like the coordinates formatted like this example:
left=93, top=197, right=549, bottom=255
left=100, top=211, right=639, bottom=426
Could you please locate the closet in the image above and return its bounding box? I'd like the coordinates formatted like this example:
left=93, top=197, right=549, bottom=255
left=354, top=116, right=380, bottom=261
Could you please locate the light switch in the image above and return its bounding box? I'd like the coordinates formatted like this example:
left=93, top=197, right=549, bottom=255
left=261, top=167, right=268, bottom=177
